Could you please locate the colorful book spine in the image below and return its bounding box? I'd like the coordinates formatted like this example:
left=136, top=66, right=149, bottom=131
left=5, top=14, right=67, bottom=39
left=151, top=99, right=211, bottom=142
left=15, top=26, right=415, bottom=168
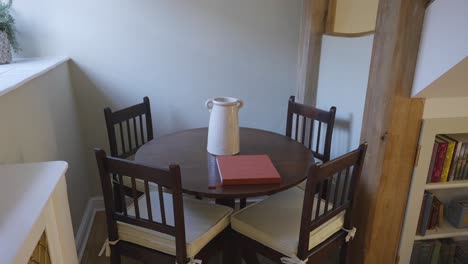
left=454, top=144, right=467, bottom=180
left=431, top=240, right=442, bottom=264
left=428, top=142, right=439, bottom=183
left=449, top=141, right=462, bottom=181
left=432, top=142, right=448, bottom=183
left=429, top=197, right=442, bottom=230
left=440, top=137, right=456, bottom=182
left=417, top=194, right=428, bottom=234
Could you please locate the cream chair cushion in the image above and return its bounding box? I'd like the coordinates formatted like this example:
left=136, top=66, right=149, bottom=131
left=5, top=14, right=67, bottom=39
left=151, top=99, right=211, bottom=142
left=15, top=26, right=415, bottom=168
left=231, top=186, right=345, bottom=257
left=118, top=191, right=233, bottom=258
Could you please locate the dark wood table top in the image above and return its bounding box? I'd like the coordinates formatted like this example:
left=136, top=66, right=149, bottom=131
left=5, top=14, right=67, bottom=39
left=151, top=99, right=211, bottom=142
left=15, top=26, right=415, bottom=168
left=135, top=127, right=314, bottom=199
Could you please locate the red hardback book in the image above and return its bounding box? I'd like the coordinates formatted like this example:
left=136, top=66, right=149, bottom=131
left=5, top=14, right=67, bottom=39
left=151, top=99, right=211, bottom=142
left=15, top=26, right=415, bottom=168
left=431, top=138, right=448, bottom=183
left=213, top=155, right=281, bottom=187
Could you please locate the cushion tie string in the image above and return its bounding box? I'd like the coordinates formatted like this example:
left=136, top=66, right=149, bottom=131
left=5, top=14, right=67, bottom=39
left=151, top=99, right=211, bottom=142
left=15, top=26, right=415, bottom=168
left=342, top=227, right=357, bottom=242
left=98, top=238, right=120, bottom=257
left=280, top=255, right=309, bottom=264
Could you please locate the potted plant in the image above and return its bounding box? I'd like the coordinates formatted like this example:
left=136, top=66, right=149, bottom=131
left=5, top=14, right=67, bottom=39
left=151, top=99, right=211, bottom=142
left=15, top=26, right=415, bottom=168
left=0, top=0, right=18, bottom=64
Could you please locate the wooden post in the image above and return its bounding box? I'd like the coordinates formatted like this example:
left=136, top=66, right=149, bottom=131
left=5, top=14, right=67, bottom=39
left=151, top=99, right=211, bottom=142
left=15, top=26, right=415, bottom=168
left=351, top=0, right=428, bottom=263
left=295, top=0, right=329, bottom=105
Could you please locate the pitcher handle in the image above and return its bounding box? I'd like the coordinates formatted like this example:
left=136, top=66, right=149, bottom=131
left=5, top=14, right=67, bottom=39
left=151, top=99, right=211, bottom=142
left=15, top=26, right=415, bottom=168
left=237, top=99, right=244, bottom=109
left=205, top=99, right=214, bottom=112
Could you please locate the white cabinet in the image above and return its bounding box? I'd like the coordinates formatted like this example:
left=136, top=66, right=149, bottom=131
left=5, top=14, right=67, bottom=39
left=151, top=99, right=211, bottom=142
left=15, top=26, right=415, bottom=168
left=0, top=161, right=78, bottom=263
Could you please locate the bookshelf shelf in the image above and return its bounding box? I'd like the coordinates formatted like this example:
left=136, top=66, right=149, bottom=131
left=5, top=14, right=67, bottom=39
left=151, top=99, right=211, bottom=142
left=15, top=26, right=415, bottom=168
left=415, top=222, right=468, bottom=241
left=425, top=180, right=468, bottom=190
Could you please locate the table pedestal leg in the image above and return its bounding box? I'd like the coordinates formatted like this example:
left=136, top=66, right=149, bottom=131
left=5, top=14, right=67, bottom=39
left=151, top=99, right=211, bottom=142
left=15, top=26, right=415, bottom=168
left=216, top=198, right=236, bottom=208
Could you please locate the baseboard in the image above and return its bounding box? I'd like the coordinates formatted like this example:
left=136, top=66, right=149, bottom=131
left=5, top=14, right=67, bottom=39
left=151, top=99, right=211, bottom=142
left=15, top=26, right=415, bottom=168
left=75, top=196, right=104, bottom=262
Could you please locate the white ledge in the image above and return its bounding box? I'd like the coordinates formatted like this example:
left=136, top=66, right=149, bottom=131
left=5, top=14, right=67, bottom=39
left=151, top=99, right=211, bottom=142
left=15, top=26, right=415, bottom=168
left=0, top=56, right=70, bottom=97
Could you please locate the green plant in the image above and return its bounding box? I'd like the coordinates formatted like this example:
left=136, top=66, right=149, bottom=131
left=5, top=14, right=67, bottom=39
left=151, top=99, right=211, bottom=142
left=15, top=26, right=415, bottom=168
left=0, top=0, right=19, bottom=52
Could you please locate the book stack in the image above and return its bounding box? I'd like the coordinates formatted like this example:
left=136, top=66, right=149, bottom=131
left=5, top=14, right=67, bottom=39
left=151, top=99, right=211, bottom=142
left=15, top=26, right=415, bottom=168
left=417, top=191, right=444, bottom=236
left=411, top=239, right=456, bottom=264
left=427, top=134, right=468, bottom=183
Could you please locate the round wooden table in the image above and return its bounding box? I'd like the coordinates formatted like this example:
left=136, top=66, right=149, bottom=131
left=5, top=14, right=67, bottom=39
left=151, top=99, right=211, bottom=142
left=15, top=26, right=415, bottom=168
left=135, top=127, right=314, bottom=206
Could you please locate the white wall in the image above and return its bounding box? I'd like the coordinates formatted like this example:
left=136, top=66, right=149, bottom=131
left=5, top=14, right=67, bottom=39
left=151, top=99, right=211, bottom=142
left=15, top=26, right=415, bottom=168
left=412, top=0, right=468, bottom=96
left=13, top=0, right=303, bottom=195
left=316, top=35, right=373, bottom=158
left=0, top=63, right=92, bottom=233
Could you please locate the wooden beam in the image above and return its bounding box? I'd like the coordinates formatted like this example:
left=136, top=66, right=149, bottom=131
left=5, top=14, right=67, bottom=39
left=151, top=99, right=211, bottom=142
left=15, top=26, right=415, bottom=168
left=351, top=0, right=428, bottom=263
left=295, top=0, right=328, bottom=105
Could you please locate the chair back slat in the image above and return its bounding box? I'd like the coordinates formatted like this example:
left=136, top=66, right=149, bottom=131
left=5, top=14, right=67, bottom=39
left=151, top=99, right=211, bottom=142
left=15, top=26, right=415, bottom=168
left=308, top=119, right=314, bottom=149
left=341, top=167, right=351, bottom=206
left=118, top=122, right=126, bottom=154
left=295, top=114, right=300, bottom=140
left=301, top=117, right=306, bottom=144
left=139, top=115, right=145, bottom=148
left=126, top=120, right=132, bottom=150
left=133, top=117, right=139, bottom=147
left=104, top=97, right=154, bottom=159
left=314, top=182, right=323, bottom=220
left=324, top=179, right=333, bottom=213
left=130, top=177, right=140, bottom=219
left=117, top=174, right=128, bottom=216
left=315, top=121, right=322, bottom=154
left=158, top=185, right=167, bottom=225
left=286, top=96, right=336, bottom=163
left=144, top=180, right=153, bottom=222
left=332, top=171, right=342, bottom=209
left=296, top=143, right=367, bottom=260
left=94, top=149, right=188, bottom=262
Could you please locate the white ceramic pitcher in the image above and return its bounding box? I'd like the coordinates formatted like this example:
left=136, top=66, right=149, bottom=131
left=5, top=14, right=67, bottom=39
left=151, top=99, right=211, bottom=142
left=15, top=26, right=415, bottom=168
left=205, top=97, right=244, bottom=155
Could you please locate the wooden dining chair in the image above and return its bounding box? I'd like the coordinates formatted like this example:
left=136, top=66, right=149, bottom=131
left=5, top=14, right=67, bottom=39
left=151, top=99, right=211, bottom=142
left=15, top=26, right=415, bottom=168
left=94, top=149, right=233, bottom=264
left=104, top=96, right=154, bottom=159
left=231, top=143, right=367, bottom=264
left=239, top=96, right=336, bottom=208
left=286, top=96, right=336, bottom=163
left=104, top=97, right=154, bottom=204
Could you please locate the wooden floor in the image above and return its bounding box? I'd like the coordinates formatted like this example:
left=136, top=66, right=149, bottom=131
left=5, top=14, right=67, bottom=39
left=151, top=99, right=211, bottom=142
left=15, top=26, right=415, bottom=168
left=81, top=212, right=338, bottom=264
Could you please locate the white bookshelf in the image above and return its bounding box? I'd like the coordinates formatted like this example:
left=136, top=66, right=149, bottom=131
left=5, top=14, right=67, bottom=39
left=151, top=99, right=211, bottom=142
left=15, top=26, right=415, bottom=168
left=398, top=116, right=468, bottom=263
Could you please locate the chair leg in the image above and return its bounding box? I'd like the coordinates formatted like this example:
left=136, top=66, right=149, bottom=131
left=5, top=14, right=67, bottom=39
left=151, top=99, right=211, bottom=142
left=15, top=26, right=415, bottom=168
left=240, top=198, right=247, bottom=209
left=339, top=243, right=349, bottom=264
left=233, top=233, right=243, bottom=264
left=222, top=229, right=236, bottom=264
left=110, top=245, right=121, bottom=264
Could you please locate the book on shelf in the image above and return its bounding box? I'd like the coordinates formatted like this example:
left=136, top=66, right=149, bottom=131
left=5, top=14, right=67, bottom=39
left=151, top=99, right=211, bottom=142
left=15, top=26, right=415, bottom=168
left=438, top=135, right=457, bottom=182
left=455, top=240, right=468, bottom=263
left=417, top=191, right=445, bottom=236
left=431, top=240, right=442, bottom=264
left=428, top=134, right=468, bottom=183
left=427, top=142, right=439, bottom=183
left=439, top=239, right=456, bottom=264
left=429, top=196, right=442, bottom=230
left=420, top=191, right=434, bottom=236
left=448, top=134, right=468, bottom=181
left=209, top=155, right=281, bottom=189
left=411, top=239, right=457, bottom=264
left=431, top=137, right=448, bottom=183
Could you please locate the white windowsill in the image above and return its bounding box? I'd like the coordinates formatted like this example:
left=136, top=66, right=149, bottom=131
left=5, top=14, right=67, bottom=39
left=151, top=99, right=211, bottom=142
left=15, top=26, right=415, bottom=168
left=0, top=56, right=70, bottom=97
